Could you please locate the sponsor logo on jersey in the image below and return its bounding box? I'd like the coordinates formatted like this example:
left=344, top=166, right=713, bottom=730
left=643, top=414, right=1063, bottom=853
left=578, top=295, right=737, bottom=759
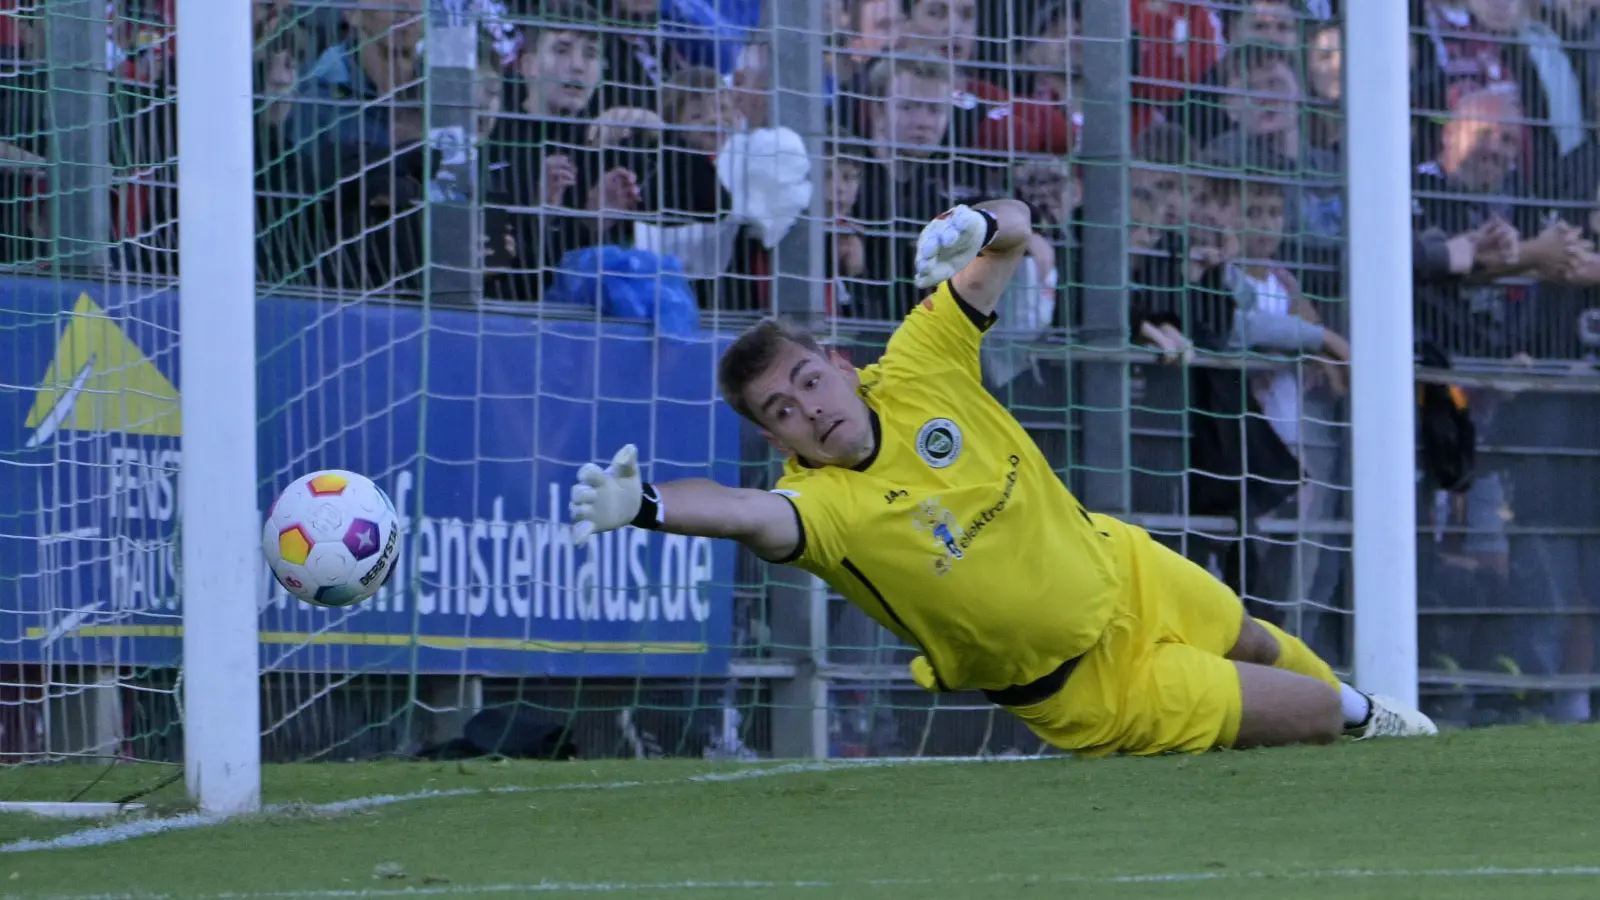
left=911, top=497, right=965, bottom=576
left=915, top=418, right=963, bottom=468
left=909, top=455, right=1023, bottom=575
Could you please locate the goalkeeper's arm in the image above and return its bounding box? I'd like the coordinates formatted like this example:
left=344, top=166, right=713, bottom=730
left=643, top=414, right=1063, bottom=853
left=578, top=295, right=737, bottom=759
left=569, top=445, right=799, bottom=562
left=915, top=198, right=1036, bottom=317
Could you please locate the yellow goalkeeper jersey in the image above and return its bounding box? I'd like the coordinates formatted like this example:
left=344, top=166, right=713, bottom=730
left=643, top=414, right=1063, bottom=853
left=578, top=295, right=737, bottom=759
left=771, top=281, right=1123, bottom=693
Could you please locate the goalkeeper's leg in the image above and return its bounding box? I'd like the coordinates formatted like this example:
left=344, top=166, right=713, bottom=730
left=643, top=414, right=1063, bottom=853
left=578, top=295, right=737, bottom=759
left=1224, top=617, right=1436, bottom=739
left=1116, top=515, right=1437, bottom=744
left=1228, top=616, right=1340, bottom=690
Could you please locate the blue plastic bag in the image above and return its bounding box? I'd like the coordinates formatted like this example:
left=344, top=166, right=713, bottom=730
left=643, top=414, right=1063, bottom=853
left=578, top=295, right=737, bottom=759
left=659, top=0, right=761, bottom=75
left=547, top=246, right=702, bottom=337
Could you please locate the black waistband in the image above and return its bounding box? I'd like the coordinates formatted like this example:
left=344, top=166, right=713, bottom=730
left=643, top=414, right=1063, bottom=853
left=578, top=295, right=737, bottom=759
left=982, top=654, right=1082, bottom=707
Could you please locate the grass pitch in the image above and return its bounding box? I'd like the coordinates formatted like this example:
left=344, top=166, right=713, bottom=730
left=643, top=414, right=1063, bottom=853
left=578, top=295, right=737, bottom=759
left=0, top=725, right=1597, bottom=899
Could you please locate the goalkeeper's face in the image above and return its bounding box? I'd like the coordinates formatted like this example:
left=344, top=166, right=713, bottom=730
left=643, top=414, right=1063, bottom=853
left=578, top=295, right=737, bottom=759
left=746, top=341, right=873, bottom=467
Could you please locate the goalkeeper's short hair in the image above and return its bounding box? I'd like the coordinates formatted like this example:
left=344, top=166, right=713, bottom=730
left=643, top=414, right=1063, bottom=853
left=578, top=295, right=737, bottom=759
left=717, top=318, right=827, bottom=423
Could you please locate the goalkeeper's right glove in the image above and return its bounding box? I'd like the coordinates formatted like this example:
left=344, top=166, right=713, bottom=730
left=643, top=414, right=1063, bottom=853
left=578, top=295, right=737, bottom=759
left=912, top=204, right=994, bottom=289
left=568, top=444, right=645, bottom=548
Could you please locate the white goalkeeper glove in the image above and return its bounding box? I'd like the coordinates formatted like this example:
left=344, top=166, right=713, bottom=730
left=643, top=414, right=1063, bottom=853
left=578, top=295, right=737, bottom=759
left=913, top=204, right=995, bottom=289
left=568, top=444, right=649, bottom=548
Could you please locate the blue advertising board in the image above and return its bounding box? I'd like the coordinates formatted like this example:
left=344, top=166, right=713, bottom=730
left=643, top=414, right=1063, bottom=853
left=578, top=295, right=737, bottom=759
left=0, top=277, right=741, bottom=677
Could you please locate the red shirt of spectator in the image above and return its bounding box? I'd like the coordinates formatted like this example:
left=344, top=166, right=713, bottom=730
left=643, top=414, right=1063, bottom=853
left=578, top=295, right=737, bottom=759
left=966, top=75, right=1073, bottom=155
left=892, top=0, right=1073, bottom=154
left=1131, top=0, right=1223, bottom=137
left=1133, top=0, right=1223, bottom=102
left=1423, top=1, right=1523, bottom=108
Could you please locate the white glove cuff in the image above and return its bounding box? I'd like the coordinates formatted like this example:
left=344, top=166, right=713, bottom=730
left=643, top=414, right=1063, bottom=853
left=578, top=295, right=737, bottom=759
left=976, top=208, right=998, bottom=249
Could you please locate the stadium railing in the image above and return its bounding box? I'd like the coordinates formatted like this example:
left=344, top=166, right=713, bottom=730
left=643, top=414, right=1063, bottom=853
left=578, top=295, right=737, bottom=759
left=1, top=0, right=1598, bottom=813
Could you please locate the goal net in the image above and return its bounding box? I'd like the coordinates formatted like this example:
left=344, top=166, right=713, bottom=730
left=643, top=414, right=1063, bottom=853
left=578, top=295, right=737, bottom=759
left=0, top=0, right=1336, bottom=781
left=0, top=0, right=1351, bottom=785
left=0, top=0, right=187, bottom=793
left=3, top=0, right=1592, bottom=808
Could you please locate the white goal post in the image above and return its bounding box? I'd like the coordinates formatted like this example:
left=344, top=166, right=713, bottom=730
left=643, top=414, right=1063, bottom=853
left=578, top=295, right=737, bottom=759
left=1346, top=0, right=1420, bottom=707
left=175, top=0, right=261, bottom=816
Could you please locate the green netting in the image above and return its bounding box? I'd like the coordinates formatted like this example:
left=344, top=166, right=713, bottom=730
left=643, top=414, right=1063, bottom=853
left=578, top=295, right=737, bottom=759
left=0, top=1, right=185, bottom=783
left=2, top=0, right=1598, bottom=794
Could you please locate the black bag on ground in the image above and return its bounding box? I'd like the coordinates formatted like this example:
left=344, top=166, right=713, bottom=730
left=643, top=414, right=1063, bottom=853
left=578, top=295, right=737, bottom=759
left=416, top=707, right=579, bottom=761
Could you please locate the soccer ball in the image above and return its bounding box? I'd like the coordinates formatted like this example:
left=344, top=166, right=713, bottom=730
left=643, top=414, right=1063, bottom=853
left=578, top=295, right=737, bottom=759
left=262, top=470, right=400, bottom=608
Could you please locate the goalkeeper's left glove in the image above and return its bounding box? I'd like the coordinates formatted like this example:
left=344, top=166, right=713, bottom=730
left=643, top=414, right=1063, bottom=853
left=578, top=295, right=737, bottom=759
left=912, top=204, right=996, bottom=289
left=568, top=444, right=645, bottom=548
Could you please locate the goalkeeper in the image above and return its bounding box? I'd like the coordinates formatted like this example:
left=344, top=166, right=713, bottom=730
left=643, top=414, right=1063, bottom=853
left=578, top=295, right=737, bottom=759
left=569, top=199, right=1436, bottom=756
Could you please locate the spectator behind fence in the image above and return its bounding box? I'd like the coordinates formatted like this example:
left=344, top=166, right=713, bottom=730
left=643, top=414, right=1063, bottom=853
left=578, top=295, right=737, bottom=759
left=286, top=0, right=424, bottom=202
left=1212, top=172, right=1348, bottom=650
left=980, top=189, right=1063, bottom=390
left=324, top=32, right=514, bottom=294
left=850, top=56, right=999, bottom=320
left=1130, top=122, right=1191, bottom=229
left=491, top=0, right=641, bottom=301
left=634, top=65, right=752, bottom=308
left=1413, top=88, right=1588, bottom=357
left=1526, top=90, right=1600, bottom=353
left=1014, top=1, right=1078, bottom=142
left=1126, top=169, right=1305, bottom=609
left=107, top=2, right=178, bottom=278
left=1012, top=157, right=1080, bottom=329
left=836, top=0, right=1071, bottom=158
left=1006, top=0, right=1079, bottom=153
left=0, top=29, right=46, bottom=267
left=1553, top=0, right=1600, bottom=106
left=728, top=40, right=771, bottom=129
left=1201, top=47, right=1343, bottom=249
left=1416, top=0, right=1592, bottom=191
left=1303, top=16, right=1342, bottom=154
left=255, top=1, right=311, bottom=285
left=824, top=138, right=870, bottom=316
left=1129, top=0, right=1223, bottom=137
left=1184, top=0, right=1305, bottom=149
left=842, top=0, right=903, bottom=84
left=593, top=0, right=674, bottom=111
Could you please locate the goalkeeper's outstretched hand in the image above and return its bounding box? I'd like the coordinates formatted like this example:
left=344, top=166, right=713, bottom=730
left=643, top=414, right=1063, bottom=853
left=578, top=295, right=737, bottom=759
left=569, top=444, right=643, bottom=548
left=913, top=204, right=990, bottom=289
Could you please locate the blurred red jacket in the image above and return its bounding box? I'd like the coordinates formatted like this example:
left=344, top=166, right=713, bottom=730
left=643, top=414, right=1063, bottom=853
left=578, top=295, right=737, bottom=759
left=1131, top=0, right=1223, bottom=135
left=967, top=75, right=1074, bottom=156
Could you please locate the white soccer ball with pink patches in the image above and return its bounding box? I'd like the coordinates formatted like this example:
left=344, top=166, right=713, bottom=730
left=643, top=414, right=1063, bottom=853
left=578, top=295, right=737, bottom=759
left=262, top=469, right=399, bottom=608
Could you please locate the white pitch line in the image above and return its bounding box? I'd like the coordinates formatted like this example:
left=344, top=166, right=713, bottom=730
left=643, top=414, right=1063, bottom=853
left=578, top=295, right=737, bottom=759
left=7, top=866, right=1600, bottom=900
left=0, top=756, right=1035, bottom=855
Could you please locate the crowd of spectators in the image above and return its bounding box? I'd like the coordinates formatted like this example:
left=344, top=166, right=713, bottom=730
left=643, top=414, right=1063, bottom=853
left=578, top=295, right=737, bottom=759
left=3, top=0, right=1600, bottom=726
left=2, top=1, right=1598, bottom=354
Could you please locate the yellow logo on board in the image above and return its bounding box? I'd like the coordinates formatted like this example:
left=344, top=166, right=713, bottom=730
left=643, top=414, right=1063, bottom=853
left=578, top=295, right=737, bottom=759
left=23, top=293, right=182, bottom=447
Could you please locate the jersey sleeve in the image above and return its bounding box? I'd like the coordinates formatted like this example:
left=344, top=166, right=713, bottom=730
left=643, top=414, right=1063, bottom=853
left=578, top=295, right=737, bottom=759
left=766, top=477, right=854, bottom=573
left=879, top=280, right=995, bottom=382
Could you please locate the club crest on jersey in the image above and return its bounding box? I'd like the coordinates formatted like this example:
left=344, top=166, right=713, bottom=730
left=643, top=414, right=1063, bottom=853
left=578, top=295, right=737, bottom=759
left=912, top=497, right=965, bottom=575
left=915, top=418, right=963, bottom=468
